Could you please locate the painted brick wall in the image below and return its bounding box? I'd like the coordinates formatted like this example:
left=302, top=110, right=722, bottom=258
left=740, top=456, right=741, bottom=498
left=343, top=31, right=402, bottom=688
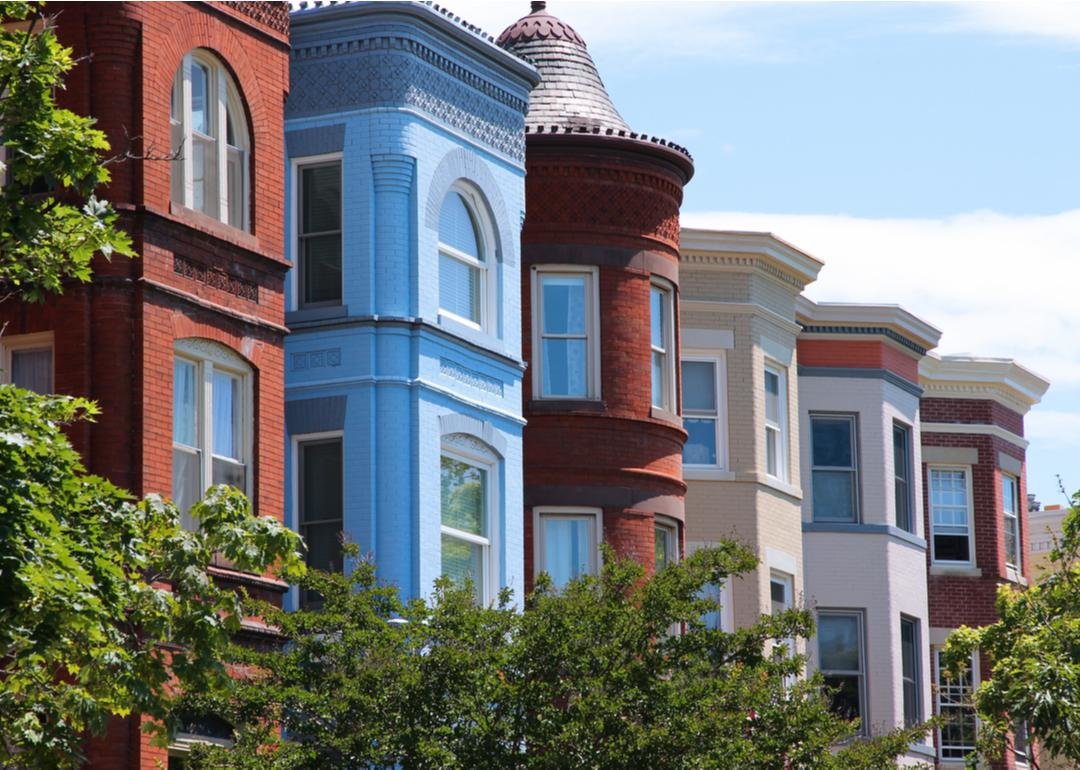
left=798, top=338, right=920, bottom=384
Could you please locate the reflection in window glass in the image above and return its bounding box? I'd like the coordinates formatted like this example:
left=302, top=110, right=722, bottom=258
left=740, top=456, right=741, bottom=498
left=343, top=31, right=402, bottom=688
left=440, top=455, right=488, bottom=603
left=818, top=612, right=865, bottom=728
left=811, top=415, right=858, bottom=522
left=682, top=359, right=719, bottom=466
left=539, top=274, right=589, bottom=398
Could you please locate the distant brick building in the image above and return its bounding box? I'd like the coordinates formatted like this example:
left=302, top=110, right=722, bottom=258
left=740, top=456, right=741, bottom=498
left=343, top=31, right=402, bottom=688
left=496, top=2, right=694, bottom=591
left=0, top=3, right=291, bottom=766
left=920, top=355, right=1049, bottom=769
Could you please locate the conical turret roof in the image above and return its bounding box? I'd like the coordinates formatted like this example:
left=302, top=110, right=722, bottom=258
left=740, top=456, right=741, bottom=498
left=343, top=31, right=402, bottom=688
left=497, top=1, right=630, bottom=133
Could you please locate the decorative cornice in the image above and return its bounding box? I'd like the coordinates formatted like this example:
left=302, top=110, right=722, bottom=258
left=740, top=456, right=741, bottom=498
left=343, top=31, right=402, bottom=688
left=919, top=353, right=1049, bottom=413
left=798, top=323, right=929, bottom=356
left=920, top=421, right=1029, bottom=450
left=680, top=252, right=810, bottom=293
left=795, top=296, right=941, bottom=352
left=680, top=229, right=823, bottom=287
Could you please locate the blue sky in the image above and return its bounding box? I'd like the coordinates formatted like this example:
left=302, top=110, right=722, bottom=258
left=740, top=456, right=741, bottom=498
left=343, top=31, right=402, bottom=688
left=449, top=1, right=1080, bottom=505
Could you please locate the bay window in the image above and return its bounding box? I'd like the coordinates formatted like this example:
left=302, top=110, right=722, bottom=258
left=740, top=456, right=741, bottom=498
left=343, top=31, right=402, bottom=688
left=894, top=423, right=913, bottom=532
left=811, top=414, right=859, bottom=522
left=682, top=356, right=724, bottom=467
left=533, top=267, right=598, bottom=399
left=438, top=187, right=491, bottom=330
left=764, top=364, right=787, bottom=480
left=818, top=611, right=866, bottom=731
left=1, top=332, right=53, bottom=393
left=1003, top=474, right=1021, bottom=570
left=930, top=467, right=974, bottom=565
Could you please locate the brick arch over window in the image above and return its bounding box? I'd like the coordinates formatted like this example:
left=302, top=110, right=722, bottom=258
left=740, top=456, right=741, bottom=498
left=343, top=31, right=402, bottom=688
left=438, top=413, right=507, bottom=458
left=425, top=149, right=515, bottom=267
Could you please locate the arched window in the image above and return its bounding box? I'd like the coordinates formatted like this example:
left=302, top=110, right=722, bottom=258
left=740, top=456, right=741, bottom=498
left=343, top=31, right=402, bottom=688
left=170, top=51, right=249, bottom=230
left=438, top=186, right=492, bottom=330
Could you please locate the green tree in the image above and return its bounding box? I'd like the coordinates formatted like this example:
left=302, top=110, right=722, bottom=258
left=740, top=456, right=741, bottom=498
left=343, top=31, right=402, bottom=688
left=943, top=497, right=1080, bottom=768
left=184, top=544, right=929, bottom=770
left=0, top=3, right=305, bottom=766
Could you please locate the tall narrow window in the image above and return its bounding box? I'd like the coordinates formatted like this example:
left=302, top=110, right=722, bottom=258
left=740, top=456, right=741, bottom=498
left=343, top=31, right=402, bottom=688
left=438, top=190, right=486, bottom=329
left=171, top=51, right=249, bottom=230
left=297, top=160, right=342, bottom=307
left=535, top=269, right=596, bottom=399
left=298, top=437, right=343, bottom=608
left=937, top=650, right=977, bottom=760
left=900, top=616, right=920, bottom=728
left=654, top=517, right=678, bottom=572
left=1, top=333, right=53, bottom=393
left=441, top=453, right=490, bottom=604
left=764, top=365, right=786, bottom=480
left=172, top=341, right=251, bottom=531
left=811, top=414, right=858, bottom=522
left=1003, top=474, right=1021, bottom=570
left=536, top=509, right=601, bottom=589
left=682, top=357, right=723, bottom=467
left=771, top=572, right=795, bottom=660
left=650, top=282, right=674, bottom=411
left=818, top=611, right=866, bottom=730
left=930, top=467, right=974, bottom=564
left=893, top=423, right=913, bottom=532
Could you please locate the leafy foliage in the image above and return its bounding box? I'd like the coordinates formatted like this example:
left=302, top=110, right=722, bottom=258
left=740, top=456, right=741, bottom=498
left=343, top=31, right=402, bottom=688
left=943, top=495, right=1080, bottom=766
left=0, top=385, right=305, bottom=767
left=0, top=0, right=134, bottom=304
left=183, top=544, right=929, bottom=770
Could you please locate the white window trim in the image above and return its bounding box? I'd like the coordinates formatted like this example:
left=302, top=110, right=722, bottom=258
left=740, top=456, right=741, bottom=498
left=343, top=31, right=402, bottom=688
left=654, top=514, right=679, bottom=571
left=0, top=330, right=54, bottom=390
left=929, top=465, right=976, bottom=567
left=290, top=153, right=343, bottom=311
left=817, top=608, right=869, bottom=735
left=809, top=412, right=860, bottom=524
left=650, top=279, right=676, bottom=413
left=681, top=352, right=727, bottom=469
left=687, top=540, right=734, bottom=632
left=532, top=506, right=603, bottom=586
left=440, top=441, right=500, bottom=606
left=173, top=339, right=254, bottom=510
left=438, top=183, right=498, bottom=334
left=935, top=647, right=979, bottom=763
left=764, top=362, right=788, bottom=482
left=172, top=50, right=250, bottom=230
left=531, top=265, right=601, bottom=400
left=1002, top=473, right=1021, bottom=571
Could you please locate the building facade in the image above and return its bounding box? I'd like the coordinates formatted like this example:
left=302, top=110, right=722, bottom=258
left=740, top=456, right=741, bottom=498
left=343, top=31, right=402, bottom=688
left=920, top=355, right=1049, bottom=769
left=0, top=2, right=292, bottom=767
left=678, top=229, right=821, bottom=631
left=496, top=2, right=694, bottom=592
left=284, top=2, right=537, bottom=604
left=796, top=299, right=941, bottom=766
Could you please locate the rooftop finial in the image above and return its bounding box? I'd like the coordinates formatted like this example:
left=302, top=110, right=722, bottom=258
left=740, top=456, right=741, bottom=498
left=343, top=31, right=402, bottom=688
left=531, top=1, right=546, bottom=12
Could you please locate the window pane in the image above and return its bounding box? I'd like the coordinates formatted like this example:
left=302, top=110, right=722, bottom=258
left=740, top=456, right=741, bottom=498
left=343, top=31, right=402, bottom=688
left=441, top=533, right=483, bottom=603
left=901, top=618, right=919, bottom=727
left=301, top=164, right=341, bottom=234
left=819, top=614, right=860, bottom=671
left=824, top=674, right=862, bottom=721
left=212, top=457, right=245, bottom=490
left=766, top=428, right=778, bottom=477
left=894, top=425, right=912, bottom=531
left=301, top=441, right=343, bottom=525
left=542, top=516, right=592, bottom=589
left=764, top=370, right=780, bottom=422
left=173, top=447, right=201, bottom=530
left=934, top=534, right=971, bottom=563
left=302, top=522, right=343, bottom=575
left=192, top=134, right=217, bottom=216
left=439, top=253, right=480, bottom=322
left=682, top=361, right=716, bottom=411
left=812, top=470, right=857, bottom=522
left=212, top=371, right=241, bottom=460
left=226, top=146, right=243, bottom=229
left=173, top=359, right=197, bottom=447
left=11, top=347, right=52, bottom=393
left=651, top=351, right=664, bottom=408
left=812, top=417, right=853, bottom=468
left=438, top=192, right=480, bottom=259
left=303, top=234, right=342, bottom=306
left=441, top=457, right=485, bottom=535
left=650, top=287, right=665, bottom=349
left=655, top=526, right=672, bottom=571
left=541, top=276, right=585, bottom=335
left=190, top=62, right=210, bottom=135
left=541, top=338, right=587, bottom=397
left=683, top=418, right=717, bottom=465
left=170, top=118, right=183, bottom=203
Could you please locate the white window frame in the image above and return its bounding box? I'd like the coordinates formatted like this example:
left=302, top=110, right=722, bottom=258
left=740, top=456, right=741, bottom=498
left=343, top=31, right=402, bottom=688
left=292, top=431, right=344, bottom=608
left=810, top=412, right=860, bottom=523
left=817, top=609, right=868, bottom=735
left=440, top=441, right=499, bottom=606
left=654, top=515, right=679, bottom=572
left=936, top=648, right=979, bottom=762
left=532, top=506, right=603, bottom=588
left=1002, top=473, right=1021, bottom=571
left=650, top=279, right=676, bottom=412
left=893, top=421, right=914, bottom=533
left=172, top=339, right=254, bottom=528
left=0, top=331, right=54, bottom=392
left=171, top=50, right=250, bottom=230
left=929, top=465, right=976, bottom=567
left=680, top=353, right=727, bottom=469
left=290, top=153, right=343, bottom=311
left=437, top=183, right=497, bottom=333
left=531, top=265, right=601, bottom=400
left=764, top=362, right=788, bottom=482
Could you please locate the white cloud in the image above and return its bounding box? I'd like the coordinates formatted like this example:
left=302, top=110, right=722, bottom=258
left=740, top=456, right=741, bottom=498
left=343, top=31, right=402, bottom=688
left=681, top=208, right=1080, bottom=386
left=952, top=3, right=1080, bottom=46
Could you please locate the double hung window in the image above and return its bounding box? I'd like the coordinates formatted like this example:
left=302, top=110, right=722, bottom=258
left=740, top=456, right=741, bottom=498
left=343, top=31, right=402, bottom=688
left=1002, top=474, right=1021, bottom=570
left=296, top=159, right=342, bottom=307
left=930, top=467, right=974, bottom=564
left=900, top=616, right=920, bottom=728
left=535, top=508, right=601, bottom=589
left=297, top=437, right=343, bottom=607
left=441, top=451, right=492, bottom=604
left=818, top=611, right=866, bottom=730
left=654, top=517, right=678, bottom=572
left=438, top=189, right=488, bottom=330
left=937, top=650, right=977, bottom=760
left=811, top=415, right=859, bottom=522
left=170, top=51, right=249, bottom=229
left=682, top=357, right=724, bottom=467
left=764, top=365, right=787, bottom=480
left=650, top=283, right=674, bottom=411
left=893, top=423, right=913, bottom=532
left=534, top=268, right=597, bottom=399
left=1, top=332, right=53, bottom=393
left=172, top=341, right=251, bottom=530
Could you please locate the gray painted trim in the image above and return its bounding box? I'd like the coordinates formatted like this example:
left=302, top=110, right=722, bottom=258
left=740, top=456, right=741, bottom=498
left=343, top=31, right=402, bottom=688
left=286, top=395, right=347, bottom=435
left=922, top=446, right=979, bottom=465
left=998, top=451, right=1022, bottom=476
left=439, top=413, right=507, bottom=457
left=286, top=124, right=345, bottom=158
left=797, top=366, right=923, bottom=398
left=802, top=521, right=927, bottom=550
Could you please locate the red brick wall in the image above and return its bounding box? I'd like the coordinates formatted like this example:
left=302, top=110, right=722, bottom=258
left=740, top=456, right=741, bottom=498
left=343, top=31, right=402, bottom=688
left=797, top=338, right=920, bottom=384
left=921, top=397, right=1024, bottom=437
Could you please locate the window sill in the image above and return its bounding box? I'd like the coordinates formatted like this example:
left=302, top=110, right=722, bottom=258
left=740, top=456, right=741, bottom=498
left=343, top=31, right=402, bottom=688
left=168, top=201, right=259, bottom=252
left=683, top=468, right=735, bottom=482
left=286, top=305, right=349, bottom=326
left=1005, top=566, right=1028, bottom=585
left=929, top=564, right=983, bottom=578
left=529, top=398, right=605, bottom=414
left=757, top=473, right=802, bottom=500
left=650, top=405, right=680, bottom=425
